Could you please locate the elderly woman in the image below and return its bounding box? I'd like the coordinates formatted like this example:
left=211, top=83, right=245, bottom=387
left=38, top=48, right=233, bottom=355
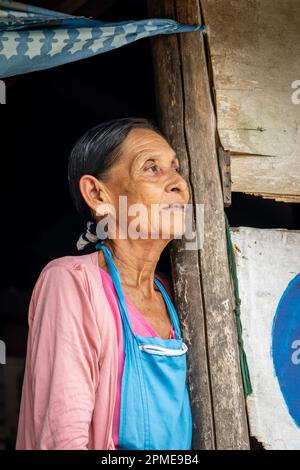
left=16, top=117, right=192, bottom=450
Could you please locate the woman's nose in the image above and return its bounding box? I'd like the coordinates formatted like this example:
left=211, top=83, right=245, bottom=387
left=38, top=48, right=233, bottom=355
left=166, top=173, right=189, bottom=197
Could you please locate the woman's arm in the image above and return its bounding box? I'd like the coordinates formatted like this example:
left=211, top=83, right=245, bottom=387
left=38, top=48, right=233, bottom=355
left=16, top=264, right=101, bottom=450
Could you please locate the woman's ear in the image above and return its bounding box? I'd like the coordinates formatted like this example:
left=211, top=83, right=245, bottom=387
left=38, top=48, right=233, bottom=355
left=79, top=175, right=110, bottom=218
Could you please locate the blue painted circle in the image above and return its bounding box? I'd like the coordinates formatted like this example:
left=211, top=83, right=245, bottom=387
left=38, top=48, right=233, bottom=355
left=271, top=273, right=300, bottom=427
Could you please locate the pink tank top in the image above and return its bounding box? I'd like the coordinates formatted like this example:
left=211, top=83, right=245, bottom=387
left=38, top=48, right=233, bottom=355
left=98, top=267, right=176, bottom=449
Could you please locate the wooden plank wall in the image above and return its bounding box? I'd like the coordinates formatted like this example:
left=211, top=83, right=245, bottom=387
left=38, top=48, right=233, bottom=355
left=201, top=0, right=300, bottom=202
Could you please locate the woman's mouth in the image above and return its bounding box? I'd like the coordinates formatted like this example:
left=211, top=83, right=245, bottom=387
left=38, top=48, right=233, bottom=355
left=161, top=203, right=185, bottom=211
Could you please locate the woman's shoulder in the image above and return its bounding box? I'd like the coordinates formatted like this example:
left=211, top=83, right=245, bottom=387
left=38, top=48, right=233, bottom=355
left=31, top=252, right=100, bottom=300
left=41, top=252, right=96, bottom=273
left=28, top=252, right=104, bottom=326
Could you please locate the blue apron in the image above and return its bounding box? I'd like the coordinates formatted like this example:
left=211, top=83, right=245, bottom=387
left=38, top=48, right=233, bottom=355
left=95, top=241, right=193, bottom=450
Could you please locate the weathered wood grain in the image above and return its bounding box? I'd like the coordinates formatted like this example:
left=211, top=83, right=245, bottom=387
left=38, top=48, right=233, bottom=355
left=218, top=147, right=232, bottom=207
left=201, top=0, right=300, bottom=202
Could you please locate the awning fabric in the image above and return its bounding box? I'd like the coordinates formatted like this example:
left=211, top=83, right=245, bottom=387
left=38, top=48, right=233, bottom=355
left=0, top=1, right=206, bottom=78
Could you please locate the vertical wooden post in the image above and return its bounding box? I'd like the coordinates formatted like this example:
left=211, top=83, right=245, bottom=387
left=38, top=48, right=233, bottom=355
left=147, top=0, right=250, bottom=449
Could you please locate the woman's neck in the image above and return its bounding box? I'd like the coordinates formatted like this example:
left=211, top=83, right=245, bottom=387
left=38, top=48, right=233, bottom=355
left=97, top=238, right=169, bottom=298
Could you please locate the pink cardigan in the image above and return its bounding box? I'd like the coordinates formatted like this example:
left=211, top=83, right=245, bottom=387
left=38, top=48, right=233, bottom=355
left=16, top=251, right=121, bottom=450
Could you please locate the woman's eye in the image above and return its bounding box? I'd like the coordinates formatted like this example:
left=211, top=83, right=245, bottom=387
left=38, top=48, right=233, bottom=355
left=143, top=162, right=179, bottom=173
left=145, top=164, right=158, bottom=173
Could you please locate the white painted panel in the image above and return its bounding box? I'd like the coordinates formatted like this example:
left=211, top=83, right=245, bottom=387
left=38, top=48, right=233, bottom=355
left=230, top=227, right=300, bottom=449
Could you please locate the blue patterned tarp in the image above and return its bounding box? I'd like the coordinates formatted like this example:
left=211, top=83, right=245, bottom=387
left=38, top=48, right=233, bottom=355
left=0, top=1, right=206, bottom=78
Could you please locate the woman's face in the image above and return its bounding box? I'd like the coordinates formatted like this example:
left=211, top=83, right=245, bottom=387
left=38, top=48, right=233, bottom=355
left=98, top=127, right=190, bottom=241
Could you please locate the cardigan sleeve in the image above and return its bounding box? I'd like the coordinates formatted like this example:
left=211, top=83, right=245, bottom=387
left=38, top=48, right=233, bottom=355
left=18, top=263, right=102, bottom=450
